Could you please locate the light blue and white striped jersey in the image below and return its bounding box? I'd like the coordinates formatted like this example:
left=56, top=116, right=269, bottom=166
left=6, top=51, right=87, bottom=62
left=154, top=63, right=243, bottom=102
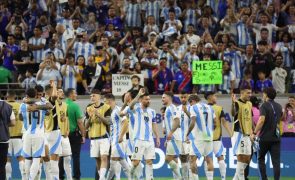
left=28, top=37, right=46, bottom=63
left=132, top=106, right=156, bottom=142
left=157, top=49, right=174, bottom=70
left=63, top=27, right=85, bottom=42
left=183, top=8, right=197, bottom=32
left=106, top=47, right=119, bottom=68
left=21, top=77, right=37, bottom=90
left=142, top=0, right=162, bottom=25
left=171, top=47, right=185, bottom=73
left=223, top=50, right=243, bottom=79
left=73, top=42, right=95, bottom=64
left=19, top=101, right=47, bottom=135
left=43, top=48, right=64, bottom=61
left=122, top=103, right=141, bottom=141
left=160, top=6, right=182, bottom=21
left=236, top=21, right=252, bottom=46
left=124, top=2, right=142, bottom=27
left=164, top=104, right=181, bottom=141
left=183, top=53, right=199, bottom=70
left=218, top=71, right=235, bottom=93
left=177, top=104, right=191, bottom=142
left=206, top=0, right=219, bottom=16
left=119, top=53, right=139, bottom=69
left=275, top=42, right=294, bottom=68
left=190, top=103, right=216, bottom=141
left=110, top=106, right=126, bottom=144
left=141, top=57, right=159, bottom=79
left=61, top=65, right=79, bottom=91
left=57, top=18, right=73, bottom=29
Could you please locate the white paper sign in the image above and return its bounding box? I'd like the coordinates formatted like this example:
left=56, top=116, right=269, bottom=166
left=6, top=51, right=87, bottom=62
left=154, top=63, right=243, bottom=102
left=112, top=74, right=144, bottom=96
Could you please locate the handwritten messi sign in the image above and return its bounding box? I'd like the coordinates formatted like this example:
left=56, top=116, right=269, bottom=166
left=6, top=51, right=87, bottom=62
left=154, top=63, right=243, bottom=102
left=192, top=60, right=223, bottom=84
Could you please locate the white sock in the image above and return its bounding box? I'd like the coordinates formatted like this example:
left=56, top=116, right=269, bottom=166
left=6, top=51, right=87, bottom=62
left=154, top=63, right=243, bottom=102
left=99, top=167, right=107, bottom=180
left=114, top=162, right=122, bottom=180
left=145, top=164, right=153, bottom=180
left=204, top=161, right=208, bottom=178
left=44, top=161, right=52, bottom=180
left=206, top=171, right=213, bottom=180
left=107, top=160, right=117, bottom=180
left=50, top=160, right=59, bottom=180
left=131, top=164, right=142, bottom=179
left=64, top=156, right=72, bottom=180
left=236, top=162, right=246, bottom=180
left=36, top=163, right=42, bottom=180
left=168, top=160, right=181, bottom=178
left=120, top=159, right=131, bottom=179
left=24, top=159, right=32, bottom=180
left=5, top=161, right=12, bottom=180
left=181, top=162, right=189, bottom=179
left=19, top=160, right=25, bottom=180
left=233, top=173, right=239, bottom=180
left=29, top=158, right=40, bottom=180
left=218, top=160, right=226, bottom=180
left=192, top=173, right=199, bottom=180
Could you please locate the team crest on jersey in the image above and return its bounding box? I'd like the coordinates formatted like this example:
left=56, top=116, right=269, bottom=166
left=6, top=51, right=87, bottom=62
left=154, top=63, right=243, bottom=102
left=144, top=116, right=149, bottom=122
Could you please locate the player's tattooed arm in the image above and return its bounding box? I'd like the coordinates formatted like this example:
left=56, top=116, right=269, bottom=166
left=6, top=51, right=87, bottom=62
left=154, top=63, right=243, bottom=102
left=186, top=116, right=196, bottom=138
left=152, top=123, right=161, bottom=148
left=119, top=117, right=128, bottom=143
left=167, top=117, right=180, bottom=140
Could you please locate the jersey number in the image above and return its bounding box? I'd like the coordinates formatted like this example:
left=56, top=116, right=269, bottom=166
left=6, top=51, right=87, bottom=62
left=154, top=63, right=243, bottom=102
left=241, top=141, right=245, bottom=147
left=134, top=147, right=138, bottom=153
left=29, top=111, right=40, bottom=125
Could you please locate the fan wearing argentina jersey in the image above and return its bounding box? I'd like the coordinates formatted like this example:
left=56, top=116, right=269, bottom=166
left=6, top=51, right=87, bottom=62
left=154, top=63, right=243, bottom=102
left=5, top=91, right=25, bottom=180
left=129, top=89, right=160, bottom=180
left=104, top=93, right=131, bottom=180
left=44, top=82, right=63, bottom=180
left=85, top=89, right=111, bottom=180
left=176, top=91, right=191, bottom=180
left=186, top=94, right=216, bottom=180
left=231, top=86, right=253, bottom=180
left=162, top=91, right=182, bottom=180
left=56, top=88, right=73, bottom=180
left=19, top=88, right=53, bottom=180
left=204, top=92, right=233, bottom=180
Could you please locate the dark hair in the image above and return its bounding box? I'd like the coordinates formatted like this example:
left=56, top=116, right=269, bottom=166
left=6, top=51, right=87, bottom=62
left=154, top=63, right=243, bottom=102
left=275, top=53, right=283, bottom=60
left=91, top=89, right=101, bottom=95
left=45, top=84, right=52, bottom=92
left=104, top=93, right=115, bottom=100
left=258, top=40, right=268, bottom=46
left=289, top=95, right=295, bottom=99
left=244, top=69, right=251, bottom=76
left=65, top=88, right=75, bottom=97
left=222, top=60, right=231, bottom=75
left=263, top=87, right=277, bottom=100
left=129, top=90, right=138, bottom=99
left=26, top=88, right=37, bottom=98
left=180, top=90, right=187, bottom=95
left=240, top=84, right=252, bottom=91
left=204, top=91, right=215, bottom=100
left=7, top=90, right=16, bottom=97
left=66, top=53, right=75, bottom=59
left=35, top=85, right=44, bottom=93
left=168, top=7, right=175, bottom=13
left=164, top=91, right=174, bottom=99
left=140, top=92, right=149, bottom=98
left=7, top=34, right=15, bottom=39
left=260, top=28, right=269, bottom=33
left=26, top=68, right=34, bottom=75
left=34, top=25, right=42, bottom=31
left=188, top=94, right=200, bottom=103
left=160, top=107, right=166, bottom=112
left=280, top=31, right=292, bottom=42
left=131, top=75, right=140, bottom=81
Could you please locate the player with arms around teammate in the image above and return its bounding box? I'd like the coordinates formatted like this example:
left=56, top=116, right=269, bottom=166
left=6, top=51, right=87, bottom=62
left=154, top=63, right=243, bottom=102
left=186, top=94, right=215, bottom=180
left=85, top=89, right=111, bottom=180
left=57, top=88, right=73, bottom=180
left=204, top=92, right=233, bottom=180
left=19, top=88, right=53, bottom=180
left=129, top=89, right=161, bottom=180
left=162, top=91, right=182, bottom=179
left=105, top=93, right=131, bottom=180
left=231, top=85, right=253, bottom=180
left=176, top=91, right=191, bottom=180
left=5, top=91, right=25, bottom=180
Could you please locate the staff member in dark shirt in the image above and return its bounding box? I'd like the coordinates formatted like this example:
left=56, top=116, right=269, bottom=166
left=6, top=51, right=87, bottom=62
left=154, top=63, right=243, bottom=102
left=0, top=100, right=15, bottom=179
left=251, top=87, right=282, bottom=180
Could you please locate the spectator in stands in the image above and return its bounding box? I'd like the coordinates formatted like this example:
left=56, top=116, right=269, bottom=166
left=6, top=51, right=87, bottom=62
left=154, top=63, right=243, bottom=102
left=100, top=35, right=119, bottom=73
left=274, top=31, right=294, bottom=71
left=20, top=68, right=37, bottom=90
left=171, top=61, right=192, bottom=93
left=241, top=44, right=254, bottom=71
left=63, top=18, right=85, bottom=43
left=88, top=0, right=109, bottom=25
left=119, top=44, right=138, bottom=69
left=220, top=7, right=238, bottom=39
left=43, top=39, right=65, bottom=64
left=13, top=40, right=35, bottom=77
left=134, top=62, right=142, bottom=74
left=105, top=6, right=124, bottom=30
left=82, top=55, right=105, bottom=94
left=28, top=25, right=46, bottom=65
left=251, top=40, right=275, bottom=83
left=118, top=57, right=134, bottom=74
left=67, top=31, right=95, bottom=64
left=152, top=57, right=174, bottom=94
left=255, top=70, right=273, bottom=93
left=218, top=60, right=235, bottom=94
left=143, top=16, right=159, bottom=36
left=141, top=0, right=162, bottom=25
left=56, top=6, right=73, bottom=29
left=282, top=103, right=295, bottom=137
left=182, top=44, right=199, bottom=70
left=61, top=54, right=79, bottom=92
left=13, top=26, right=25, bottom=45
left=162, top=8, right=183, bottom=37
left=141, top=48, right=158, bottom=93
left=160, top=0, right=181, bottom=22
left=36, top=54, right=62, bottom=88
left=183, top=24, right=201, bottom=45
left=2, top=34, right=18, bottom=73
left=236, top=13, right=252, bottom=48
left=181, top=1, right=199, bottom=33
left=271, top=54, right=287, bottom=94
left=76, top=55, right=86, bottom=95
left=290, top=64, right=295, bottom=93
left=239, top=69, right=254, bottom=91
left=101, top=72, right=112, bottom=94
left=124, top=0, right=142, bottom=28
left=5, top=13, right=28, bottom=37
left=0, top=59, right=12, bottom=83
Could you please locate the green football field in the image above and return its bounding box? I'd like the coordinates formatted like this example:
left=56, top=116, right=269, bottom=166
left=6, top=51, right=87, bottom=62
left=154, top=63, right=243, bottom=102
left=77, top=178, right=294, bottom=180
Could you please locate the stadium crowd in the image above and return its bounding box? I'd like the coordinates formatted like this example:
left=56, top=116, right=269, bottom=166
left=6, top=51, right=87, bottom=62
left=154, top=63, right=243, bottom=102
left=0, top=0, right=295, bottom=95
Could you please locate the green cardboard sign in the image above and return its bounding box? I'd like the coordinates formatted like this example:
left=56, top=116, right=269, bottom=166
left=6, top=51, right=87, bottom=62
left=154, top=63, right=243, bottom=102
left=192, top=60, right=223, bottom=84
